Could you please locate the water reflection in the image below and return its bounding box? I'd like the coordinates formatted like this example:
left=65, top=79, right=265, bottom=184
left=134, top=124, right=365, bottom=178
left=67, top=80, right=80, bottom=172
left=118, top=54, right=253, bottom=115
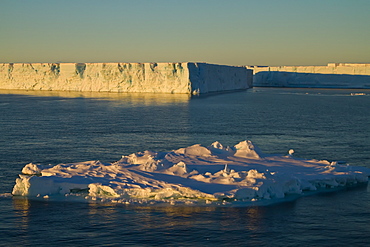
left=10, top=192, right=298, bottom=240
left=12, top=194, right=363, bottom=246
left=121, top=203, right=298, bottom=236
left=0, top=89, right=191, bottom=106
left=0, top=89, right=193, bottom=163
left=12, top=197, right=31, bottom=235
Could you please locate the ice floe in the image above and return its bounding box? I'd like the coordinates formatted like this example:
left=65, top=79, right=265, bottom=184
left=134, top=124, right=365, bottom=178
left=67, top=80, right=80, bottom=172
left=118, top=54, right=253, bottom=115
left=12, top=140, right=370, bottom=206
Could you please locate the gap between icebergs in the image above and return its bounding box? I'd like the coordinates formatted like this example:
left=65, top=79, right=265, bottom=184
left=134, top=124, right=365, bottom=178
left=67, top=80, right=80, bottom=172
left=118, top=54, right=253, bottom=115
left=12, top=140, right=370, bottom=206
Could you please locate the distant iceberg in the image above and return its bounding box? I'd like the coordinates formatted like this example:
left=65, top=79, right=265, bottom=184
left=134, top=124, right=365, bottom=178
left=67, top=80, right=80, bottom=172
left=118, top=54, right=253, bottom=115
left=12, top=140, right=370, bottom=206
left=250, top=63, right=370, bottom=89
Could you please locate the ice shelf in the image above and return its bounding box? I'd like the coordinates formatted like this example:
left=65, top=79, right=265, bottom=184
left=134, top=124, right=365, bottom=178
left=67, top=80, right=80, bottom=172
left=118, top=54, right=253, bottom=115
left=249, top=63, right=370, bottom=88
left=0, top=62, right=252, bottom=94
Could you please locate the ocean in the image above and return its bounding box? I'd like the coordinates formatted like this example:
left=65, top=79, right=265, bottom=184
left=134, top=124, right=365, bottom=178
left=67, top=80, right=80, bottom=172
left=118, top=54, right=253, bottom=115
left=0, top=88, right=369, bottom=246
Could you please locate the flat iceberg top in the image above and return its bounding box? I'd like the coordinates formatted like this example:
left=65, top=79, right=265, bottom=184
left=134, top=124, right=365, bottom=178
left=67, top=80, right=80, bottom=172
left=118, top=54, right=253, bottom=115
left=12, top=140, right=370, bottom=206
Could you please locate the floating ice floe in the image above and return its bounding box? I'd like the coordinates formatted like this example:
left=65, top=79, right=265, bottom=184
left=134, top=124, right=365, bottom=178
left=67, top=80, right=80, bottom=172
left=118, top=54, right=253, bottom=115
left=12, top=140, right=370, bottom=206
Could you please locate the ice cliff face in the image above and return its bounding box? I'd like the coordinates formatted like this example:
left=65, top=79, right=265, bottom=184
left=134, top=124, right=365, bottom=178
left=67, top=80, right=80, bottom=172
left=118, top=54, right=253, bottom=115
left=0, top=62, right=252, bottom=94
left=188, top=63, right=253, bottom=94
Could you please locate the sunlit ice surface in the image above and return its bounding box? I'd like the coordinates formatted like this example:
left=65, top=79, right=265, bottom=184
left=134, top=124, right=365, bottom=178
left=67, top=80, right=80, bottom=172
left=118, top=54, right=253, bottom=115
left=11, top=140, right=370, bottom=207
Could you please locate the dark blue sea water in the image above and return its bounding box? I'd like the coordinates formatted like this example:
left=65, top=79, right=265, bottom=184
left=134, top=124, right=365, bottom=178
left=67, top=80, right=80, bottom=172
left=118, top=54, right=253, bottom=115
left=1, top=88, right=369, bottom=246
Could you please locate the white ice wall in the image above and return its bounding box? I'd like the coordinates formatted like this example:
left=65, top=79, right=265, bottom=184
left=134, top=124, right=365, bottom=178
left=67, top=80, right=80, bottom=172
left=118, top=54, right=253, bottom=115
left=0, top=62, right=252, bottom=94
left=250, top=64, right=370, bottom=88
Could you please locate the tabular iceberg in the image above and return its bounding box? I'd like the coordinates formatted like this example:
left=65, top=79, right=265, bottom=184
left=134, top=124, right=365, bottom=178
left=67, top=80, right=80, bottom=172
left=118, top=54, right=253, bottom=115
left=250, top=63, right=370, bottom=88
left=12, top=140, right=370, bottom=206
left=0, top=62, right=252, bottom=94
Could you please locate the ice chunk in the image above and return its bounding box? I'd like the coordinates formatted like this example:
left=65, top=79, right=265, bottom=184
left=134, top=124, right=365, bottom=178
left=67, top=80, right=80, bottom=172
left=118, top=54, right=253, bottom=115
left=21, top=163, right=44, bottom=176
left=166, top=162, right=188, bottom=176
left=234, top=140, right=264, bottom=159
left=89, top=184, right=119, bottom=198
left=177, top=144, right=212, bottom=157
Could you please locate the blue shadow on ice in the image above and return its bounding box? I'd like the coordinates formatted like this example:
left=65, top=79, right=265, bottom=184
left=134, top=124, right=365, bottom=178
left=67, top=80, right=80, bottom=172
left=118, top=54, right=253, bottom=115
left=254, top=71, right=370, bottom=89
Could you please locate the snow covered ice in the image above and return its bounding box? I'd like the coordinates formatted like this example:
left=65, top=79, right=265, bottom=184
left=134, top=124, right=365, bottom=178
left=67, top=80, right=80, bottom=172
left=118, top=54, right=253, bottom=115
left=12, top=140, right=370, bottom=206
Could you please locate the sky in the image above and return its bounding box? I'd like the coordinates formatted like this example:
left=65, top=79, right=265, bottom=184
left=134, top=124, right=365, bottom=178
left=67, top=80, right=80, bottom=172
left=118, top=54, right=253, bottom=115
left=1, top=0, right=369, bottom=66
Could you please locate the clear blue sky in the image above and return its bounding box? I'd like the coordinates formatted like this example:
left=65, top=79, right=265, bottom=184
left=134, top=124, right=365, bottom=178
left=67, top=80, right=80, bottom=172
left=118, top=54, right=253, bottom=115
left=1, top=0, right=369, bottom=66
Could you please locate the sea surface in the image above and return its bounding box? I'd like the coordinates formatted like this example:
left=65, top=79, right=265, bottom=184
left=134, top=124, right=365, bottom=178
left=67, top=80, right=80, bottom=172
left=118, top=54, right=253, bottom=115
left=0, top=88, right=369, bottom=246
